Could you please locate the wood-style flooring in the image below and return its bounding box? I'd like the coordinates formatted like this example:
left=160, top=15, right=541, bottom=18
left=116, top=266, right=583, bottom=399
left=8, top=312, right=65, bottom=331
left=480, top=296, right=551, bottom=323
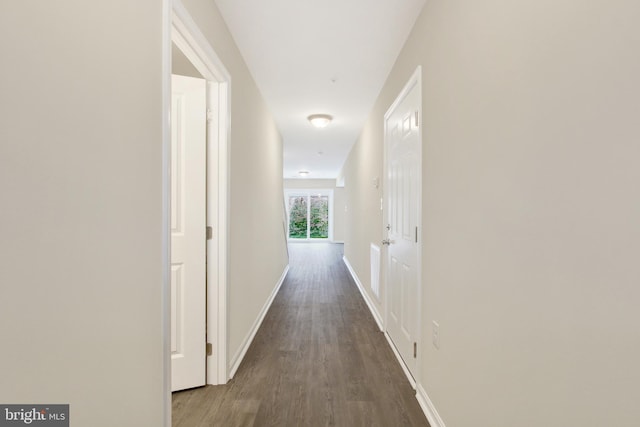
left=172, top=243, right=430, bottom=427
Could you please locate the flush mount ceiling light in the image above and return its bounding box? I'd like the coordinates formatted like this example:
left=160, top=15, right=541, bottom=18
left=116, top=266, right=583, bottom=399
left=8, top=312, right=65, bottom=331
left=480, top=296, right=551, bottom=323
left=307, top=114, right=333, bottom=128
left=298, top=170, right=310, bottom=177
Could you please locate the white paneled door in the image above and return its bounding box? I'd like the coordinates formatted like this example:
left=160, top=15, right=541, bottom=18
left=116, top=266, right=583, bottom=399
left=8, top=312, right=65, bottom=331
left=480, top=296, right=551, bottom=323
left=385, top=70, right=421, bottom=380
left=171, top=74, right=207, bottom=392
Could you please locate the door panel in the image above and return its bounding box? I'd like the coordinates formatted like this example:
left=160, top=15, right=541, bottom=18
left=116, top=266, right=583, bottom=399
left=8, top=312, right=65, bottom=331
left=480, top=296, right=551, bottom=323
left=386, top=76, right=421, bottom=379
left=171, top=74, right=207, bottom=392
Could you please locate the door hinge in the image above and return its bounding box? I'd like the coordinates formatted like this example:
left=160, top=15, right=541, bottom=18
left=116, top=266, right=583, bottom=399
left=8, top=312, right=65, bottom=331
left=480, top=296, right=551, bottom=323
left=206, top=343, right=213, bottom=356
left=207, top=108, right=214, bottom=123
left=414, top=110, right=419, bottom=128
left=415, top=226, right=418, bottom=243
left=206, top=226, right=213, bottom=240
left=414, top=342, right=417, bottom=358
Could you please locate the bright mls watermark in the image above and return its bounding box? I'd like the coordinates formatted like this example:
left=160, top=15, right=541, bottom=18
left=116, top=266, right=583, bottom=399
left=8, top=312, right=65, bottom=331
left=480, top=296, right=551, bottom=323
left=0, top=405, right=68, bottom=426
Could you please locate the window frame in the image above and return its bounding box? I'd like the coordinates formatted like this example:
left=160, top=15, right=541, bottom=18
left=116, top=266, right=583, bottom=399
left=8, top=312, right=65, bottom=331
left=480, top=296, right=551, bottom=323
left=285, top=189, right=334, bottom=242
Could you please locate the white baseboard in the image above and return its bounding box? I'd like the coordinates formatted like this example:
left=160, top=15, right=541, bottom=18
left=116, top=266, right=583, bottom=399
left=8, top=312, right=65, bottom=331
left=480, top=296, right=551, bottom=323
left=228, top=264, right=290, bottom=379
left=416, top=383, right=446, bottom=427
left=342, top=255, right=384, bottom=331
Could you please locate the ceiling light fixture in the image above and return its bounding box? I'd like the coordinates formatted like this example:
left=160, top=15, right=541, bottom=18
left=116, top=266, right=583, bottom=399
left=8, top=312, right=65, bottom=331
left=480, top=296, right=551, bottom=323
left=298, top=170, right=310, bottom=177
left=307, top=114, right=333, bottom=128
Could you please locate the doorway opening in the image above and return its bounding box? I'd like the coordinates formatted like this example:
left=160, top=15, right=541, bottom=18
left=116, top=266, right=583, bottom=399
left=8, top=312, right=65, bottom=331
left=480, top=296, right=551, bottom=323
left=163, top=0, right=231, bottom=403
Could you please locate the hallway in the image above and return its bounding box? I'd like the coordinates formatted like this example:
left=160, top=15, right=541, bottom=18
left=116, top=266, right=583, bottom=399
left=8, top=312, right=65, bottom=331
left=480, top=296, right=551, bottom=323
left=172, top=243, right=429, bottom=427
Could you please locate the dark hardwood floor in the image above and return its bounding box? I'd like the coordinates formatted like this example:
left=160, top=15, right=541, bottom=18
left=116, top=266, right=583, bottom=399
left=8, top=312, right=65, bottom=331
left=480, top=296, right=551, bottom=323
left=172, top=243, right=430, bottom=427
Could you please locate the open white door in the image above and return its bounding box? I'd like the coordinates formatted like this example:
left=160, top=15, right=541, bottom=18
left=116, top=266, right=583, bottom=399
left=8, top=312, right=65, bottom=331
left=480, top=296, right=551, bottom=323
left=384, top=68, right=422, bottom=381
left=171, top=74, right=207, bottom=391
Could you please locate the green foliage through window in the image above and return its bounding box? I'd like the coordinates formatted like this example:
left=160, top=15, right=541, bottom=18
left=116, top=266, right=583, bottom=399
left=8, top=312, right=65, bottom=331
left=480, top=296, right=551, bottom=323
left=288, top=194, right=329, bottom=239
left=310, top=196, right=329, bottom=238
left=288, top=196, right=308, bottom=239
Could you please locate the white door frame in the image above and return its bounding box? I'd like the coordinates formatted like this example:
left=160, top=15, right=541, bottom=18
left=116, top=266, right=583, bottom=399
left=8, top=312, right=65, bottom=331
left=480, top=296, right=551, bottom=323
left=382, top=66, right=423, bottom=388
left=162, top=0, right=231, bottom=418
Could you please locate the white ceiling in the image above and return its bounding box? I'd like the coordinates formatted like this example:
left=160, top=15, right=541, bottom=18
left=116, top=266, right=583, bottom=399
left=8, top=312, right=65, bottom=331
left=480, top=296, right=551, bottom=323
left=214, top=0, right=426, bottom=179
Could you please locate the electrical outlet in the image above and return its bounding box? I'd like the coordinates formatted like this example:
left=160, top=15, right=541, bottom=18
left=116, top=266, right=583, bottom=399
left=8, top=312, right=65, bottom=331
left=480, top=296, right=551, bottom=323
left=432, top=321, right=440, bottom=349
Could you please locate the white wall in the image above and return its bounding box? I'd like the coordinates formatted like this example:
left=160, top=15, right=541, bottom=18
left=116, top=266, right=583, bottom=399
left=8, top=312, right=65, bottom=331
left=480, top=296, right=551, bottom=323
left=0, top=2, right=165, bottom=426
left=343, top=1, right=640, bottom=426
left=0, top=1, right=289, bottom=425
left=343, top=122, right=385, bottom=317
left=181, top=0, right=289, bottom=367
left=172, top=43, right=203, bottom=78
left=284, top=179, right=346, bottom=242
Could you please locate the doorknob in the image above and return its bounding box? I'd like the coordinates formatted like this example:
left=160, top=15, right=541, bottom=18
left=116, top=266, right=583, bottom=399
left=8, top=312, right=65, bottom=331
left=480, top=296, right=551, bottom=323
left=382, top=239, right=392, bottom=246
